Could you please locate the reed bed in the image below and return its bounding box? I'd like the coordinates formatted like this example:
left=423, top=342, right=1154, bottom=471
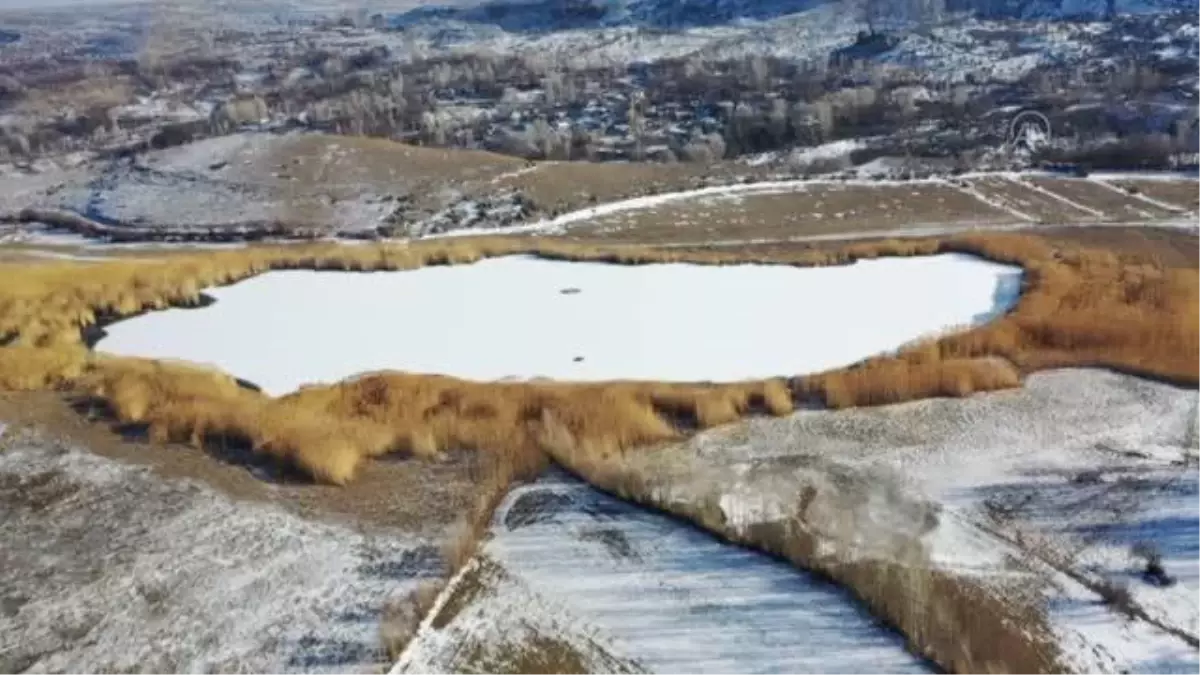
left=0, top=231, right=1194, bottom=483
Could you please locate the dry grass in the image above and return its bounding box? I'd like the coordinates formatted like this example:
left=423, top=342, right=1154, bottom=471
left=1110, top=179, right=1200, bottom=213
left=569, top=182, right=1016, bottom=244
left=963, top=177, right=1096, bottom=223
left=1028, top=177, right=1177, bottom=221
left=0, top=345, right=88, bottom=391
left=12, top=75, right=135, bottom=116
left=380, top=579, right=445, bottom=661
left=253, top=134, right=525, bottom=203
left=1038, top=226, right=1199, bottom=270
left=0, top=230, right=1194, bottom=484
left=796, top=357, right=1023, bottom=408
left=494, top=160, right=710, bottom=217
left=442, top=440, right=551, bottom=571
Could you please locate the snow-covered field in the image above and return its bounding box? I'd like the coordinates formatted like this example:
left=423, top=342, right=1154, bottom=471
left=557, top=368, right=1200, bottom=673
left=394, top=470, right=932, bottom=674
left=0, top=429, right=441, bottom=674
left=94, top=253, right=1020, bottom=395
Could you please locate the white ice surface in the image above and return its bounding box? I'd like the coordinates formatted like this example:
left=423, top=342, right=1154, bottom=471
left=95, top=253, right=1021, bottom=396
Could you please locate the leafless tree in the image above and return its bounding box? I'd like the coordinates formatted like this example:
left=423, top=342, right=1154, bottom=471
left=542, top=71, right=564, bottom=106
left=628, top=92, right=646, bottom=159
left=767, top=97, right=789, bottom=144
left=679, top=132, right=726, bottom=163
left=749, top=56, right=769, bottom=92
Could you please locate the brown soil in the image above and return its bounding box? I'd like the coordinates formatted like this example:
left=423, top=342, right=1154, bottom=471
left=1109, top=179, right=1200, bottom=213
left=493, top=160, right=712, bottom=216
left=562, top=181, right=1015, bottom=244
left=254, top=134, right=525, bottom=201
left=964, top=177, right=1096, bottom=223
left=231, top=134, right=528, bottom=227
left=1028, top=177, right=1177, bottom=221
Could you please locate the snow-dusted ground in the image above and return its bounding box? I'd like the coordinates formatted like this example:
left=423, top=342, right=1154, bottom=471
left=0, top=429, right=442, bottom=674
left=555, top=369, right=1199, bottom=673
left=394, top=470, right=932, bottom=674
left=94, top=253, right=1020, bottom=396
left=744, top=139, right=866, bottom=168
left=46, top=135, right=395, bottom=233
left=426, top=175, right=957, bottom=238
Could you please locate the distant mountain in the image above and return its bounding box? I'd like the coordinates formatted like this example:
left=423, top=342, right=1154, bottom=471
left=392, top=0, right=827, bottom=32
left=391, top=0, right=1195, bottom=33
left=946, top=0, right=1194, bottom=19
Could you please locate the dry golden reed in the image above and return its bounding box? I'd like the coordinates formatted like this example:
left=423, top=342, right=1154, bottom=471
left=0, top=231, right=1194, bottom=483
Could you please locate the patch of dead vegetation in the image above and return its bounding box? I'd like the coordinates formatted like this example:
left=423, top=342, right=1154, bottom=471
left=380, top=579, right=445, bottom=661
left=252, top=134, right=525, bottom=202
left=1028, top=177, right=1176, bottom=221
left=963, top=177, right=1096, bottom=223
left=464, top=629, right=607, bottom=674
left=429, top=556, right=508, bottom=631
left=1036, top=225, right=1199, bottom=270
left=565, top=182, right=1015, bottom=244
left=11, top=74, right=135, bottom=117
left=492, top=160, right=712, bottom=217
left=1109, top=179, right=1199, bottom=213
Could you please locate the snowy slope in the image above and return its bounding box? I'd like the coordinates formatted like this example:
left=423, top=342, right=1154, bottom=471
left=390, top=0, right=1190, bottom=35
left=553, top=368, right=1200, bottom=673
left=0, top=430, right=442, bottom=674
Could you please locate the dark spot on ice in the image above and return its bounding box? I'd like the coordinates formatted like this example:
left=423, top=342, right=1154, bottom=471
left=573, top=356, right=584, bottom=362
left=577, top=526, right=641, bottom=562
left=504, top=489, right=574, bottom=530
left=235, top=378, right=262, bottom=392
left=559, top=287, right=581, bottom=295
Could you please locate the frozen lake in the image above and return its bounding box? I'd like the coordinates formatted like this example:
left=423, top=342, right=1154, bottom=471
left=95, top=253, right=1022, bottom=396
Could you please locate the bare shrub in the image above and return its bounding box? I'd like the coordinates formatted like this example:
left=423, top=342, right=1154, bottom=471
left=379, top=579, right=444, bottom=660
left=443, top=434, right=551, bottom=571
left=1095, top=577, right=1135, bottom=614
left=1131, top=541, right=1175, bottom=587
left=0, top=346, right=88, bottom=390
